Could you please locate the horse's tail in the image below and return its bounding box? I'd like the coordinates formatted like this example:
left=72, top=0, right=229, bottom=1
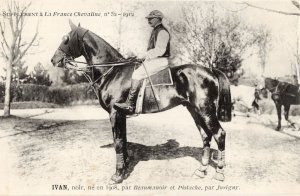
left=213, top=69, right=232, bottom=122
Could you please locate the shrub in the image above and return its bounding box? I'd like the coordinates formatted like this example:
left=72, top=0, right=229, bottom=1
left=0, top=83, right=97, bottom=105
left=48, top=83, right=96, bottom=105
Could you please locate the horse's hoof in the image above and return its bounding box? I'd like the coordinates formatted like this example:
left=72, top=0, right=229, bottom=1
left=194, top=169, right=207, bottom=178
left=213, top=172, right=225, bottom=181
left=110, top=173, right=124, bottom=184
left=275, top=127, right=281, bottom=131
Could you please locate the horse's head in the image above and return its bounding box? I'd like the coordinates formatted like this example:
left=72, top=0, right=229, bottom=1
left=256, top=77, right=279, bottom=99
left=51, top=20, right=88, bottom=67
left=264, top=77, right=279, bottom=94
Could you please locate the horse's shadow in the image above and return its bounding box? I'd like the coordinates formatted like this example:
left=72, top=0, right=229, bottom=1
left=101, top=139, right=218, bottom=179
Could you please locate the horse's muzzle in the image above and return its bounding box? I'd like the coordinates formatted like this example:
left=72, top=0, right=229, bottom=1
left=51, top=57, right=64, bottom=67
left=51, top=48, right=68, bottom=67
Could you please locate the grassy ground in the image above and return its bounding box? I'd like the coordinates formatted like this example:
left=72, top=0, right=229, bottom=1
left=0, top=106, right=300, bottom=195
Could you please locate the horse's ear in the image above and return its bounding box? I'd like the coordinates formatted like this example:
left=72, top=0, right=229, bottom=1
left=78, top=23, right=81, bottom=27
left=69, top=19, right=77, bottom=30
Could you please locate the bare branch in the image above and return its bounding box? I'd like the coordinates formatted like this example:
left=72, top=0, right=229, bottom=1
left=0, top=22, right=9, bottom=49
left=239, top=2, right=300, bottom=16
left=291, top=0, right=300, bottom=10
left=1, top=42, right=9, bottom=60
left=7, top=2, right=15, bottom=34
left=19, top=42, right=27, bottom=47
left=17, top=8, right=26, bottom=50
left=217, top=2, right=248, bottom=12
left=13, top=23, right=39, bottom=64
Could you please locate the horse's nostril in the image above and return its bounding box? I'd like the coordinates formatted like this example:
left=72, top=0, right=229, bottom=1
left=51, top=58, right=54, bottom=63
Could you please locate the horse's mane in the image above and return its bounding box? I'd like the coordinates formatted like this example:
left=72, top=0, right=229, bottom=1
left=265, top=77, right=279, bottom=85
left=77, top=27, right=124, bottom=60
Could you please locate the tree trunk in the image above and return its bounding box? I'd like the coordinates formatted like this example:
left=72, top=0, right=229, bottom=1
left=296, top=63, right=300, bottom=84
left=297, top=30, right=300, bottom=85
left=4, top=63, right=12, bottom=117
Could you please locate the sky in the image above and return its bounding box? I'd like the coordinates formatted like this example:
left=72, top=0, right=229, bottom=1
left=0, top=0, right=299, bottom=79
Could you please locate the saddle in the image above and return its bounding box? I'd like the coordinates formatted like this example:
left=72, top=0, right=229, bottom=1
left=135, top=67, right=173, bottom=114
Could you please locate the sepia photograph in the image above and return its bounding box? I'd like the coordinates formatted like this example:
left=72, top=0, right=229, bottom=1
left=0, top=0, right=300, bottom=195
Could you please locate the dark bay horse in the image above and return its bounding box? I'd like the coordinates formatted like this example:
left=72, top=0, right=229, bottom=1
left=51, top=20, right=232, bottom=183
left=263, top=77, right=300, bottom=130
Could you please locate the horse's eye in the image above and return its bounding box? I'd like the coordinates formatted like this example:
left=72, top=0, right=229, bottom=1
left=62, top=35, right=69, bottom=44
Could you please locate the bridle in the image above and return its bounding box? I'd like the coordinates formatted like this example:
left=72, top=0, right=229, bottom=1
left=261, top=79, right=282, bottom=98
left=57, top=30, right=141, bottom=99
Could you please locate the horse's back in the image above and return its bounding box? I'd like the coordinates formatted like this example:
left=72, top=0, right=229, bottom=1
left=171, top=64, right=219, bottom=98
left=171, top=64, right=218, bottom=83
left=171, top=64, right=232, bottom=121
left=266, top=78, right=300, bottom=104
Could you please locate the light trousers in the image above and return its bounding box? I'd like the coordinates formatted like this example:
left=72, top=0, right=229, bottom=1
left=132, top=57, right=169, bottom=80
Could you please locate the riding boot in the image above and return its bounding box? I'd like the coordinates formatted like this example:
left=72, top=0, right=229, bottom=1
left=114, top=79, right=142, bottom=114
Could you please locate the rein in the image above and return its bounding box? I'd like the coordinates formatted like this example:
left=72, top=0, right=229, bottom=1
left=59, top=28, right=140, bottom=100
left=64, top=58, right=138, bottom=100
left=70, top=59, right=135, bottom=67
left=265, top=81, right=283, bottom=95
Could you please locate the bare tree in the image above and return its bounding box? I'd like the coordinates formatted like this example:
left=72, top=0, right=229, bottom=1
left=292, top=38, right=300, bottom=84
left=240, top=1, right=300, bottom=83
left=114, top=1, right=144, bottom=54
left=0, top=1, right=38, bottom=117
left=168, top=3, right=270, bottom=83
left=255, top=26, right=272, bottom=76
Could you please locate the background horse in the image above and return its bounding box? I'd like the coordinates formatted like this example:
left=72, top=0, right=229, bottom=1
left=231, top=84, right=261, bottom=117
left=262, top=77, right=300, bottom=130
left=51, top=20, right=231, bottom=183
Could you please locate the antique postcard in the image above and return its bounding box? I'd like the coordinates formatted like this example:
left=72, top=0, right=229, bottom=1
left=0, top=0, right=300, bottom=195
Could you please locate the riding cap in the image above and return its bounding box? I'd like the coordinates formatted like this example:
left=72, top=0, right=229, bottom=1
left=145, top=10, right=164, bottom=19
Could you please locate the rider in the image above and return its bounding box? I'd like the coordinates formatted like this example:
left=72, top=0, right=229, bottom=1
left=114, top=10, right=171, bottom=114
left=252, top=83, right=262, bottom=115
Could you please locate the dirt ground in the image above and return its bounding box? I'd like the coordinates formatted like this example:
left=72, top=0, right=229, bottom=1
left=0, top=105, right=300, bottom=195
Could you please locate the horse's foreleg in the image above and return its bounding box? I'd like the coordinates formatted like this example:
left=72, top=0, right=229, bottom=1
left=109, top=109, right=128, bottom=184
left=275, top=102, right=282, bottom=131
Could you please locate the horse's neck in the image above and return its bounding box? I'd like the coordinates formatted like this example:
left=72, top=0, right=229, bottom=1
left=81, top=32, right=133, bottom=87
left=82, top=32, right=124, bottom=66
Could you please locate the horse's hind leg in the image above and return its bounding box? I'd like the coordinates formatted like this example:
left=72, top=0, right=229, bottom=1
left=212, top=121, right=226, bottom=181
left=283, top=104, right=295, bottom=128
left=284, top=104, right=290, bottom=121
left=187, top=107, right=212, bottom=178
left=187, top=106, right=225, bottom=181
